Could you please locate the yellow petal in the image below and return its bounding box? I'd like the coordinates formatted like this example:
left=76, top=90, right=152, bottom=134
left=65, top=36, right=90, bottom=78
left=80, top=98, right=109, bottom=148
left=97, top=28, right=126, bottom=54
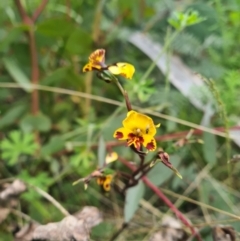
left=108, top=62, right=135, bottom=79
left=89, top=49, right=105, bottom=65
left=113, top=127, right=131, bottom=140
left=83, top=63, right=92, bottom=72
left=103, top=180, right=111, bottom=191
left=105, top=174, right=113, bottom=181
left=82, top=63, right=102, bottom=72
left=123, top=111, right=157, bottom=136
left=83, top=49, right=106, bottom=72
left=142, top=134, right=157, bottom=151
left=105, top=152, right=118, bottom=164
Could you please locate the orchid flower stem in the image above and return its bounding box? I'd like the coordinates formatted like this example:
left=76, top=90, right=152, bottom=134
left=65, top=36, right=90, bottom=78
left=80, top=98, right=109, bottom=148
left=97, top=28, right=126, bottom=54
left=108, top=73, right=132, bottom=111
left=112, top=76, right=125, bottom=96
left=119, top=156, right=202, bottom=241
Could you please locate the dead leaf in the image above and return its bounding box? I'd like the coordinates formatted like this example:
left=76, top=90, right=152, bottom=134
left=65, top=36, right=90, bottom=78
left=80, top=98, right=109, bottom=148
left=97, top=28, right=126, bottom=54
left=212, top=226, right=235, bottom=241
left=149, top=216, right=188, bottom=241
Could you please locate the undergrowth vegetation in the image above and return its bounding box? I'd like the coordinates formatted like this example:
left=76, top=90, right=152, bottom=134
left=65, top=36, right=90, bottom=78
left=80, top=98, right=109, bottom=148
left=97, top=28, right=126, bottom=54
left=0, top=0, right=240, bottom=240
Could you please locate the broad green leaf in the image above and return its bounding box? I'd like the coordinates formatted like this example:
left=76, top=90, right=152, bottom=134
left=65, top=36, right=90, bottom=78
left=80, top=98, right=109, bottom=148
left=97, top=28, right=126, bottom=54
left=18, top=170, right=52, bottom=189
left=47, top=4, right=82, bottom=24
left=37, top=18, right=75, bottom=37
left=147, top=155, right=181, bottom=186
left=102, top=168, right=115, bottom=175
left=9, top=130, right=22, bottom=143
left=41, top=67, right=69, bottom=85
left=70, top=149, right=95, bottom=172
left=102, top=113, right=125, bottom=141
left=98, top=136, right=106, bottom=167
left=203, top=132, right=217, bottom=164
left=2, top=57, right=31, bottom=91
left=124, top=181, right=145, bottom=223
left=0, top=86, right=11, bottom=100
left=91, top=222, right=114, bottom=239
left=199, top=180, right=234, bottom=213
left=186, top=3, right=219, bottom=41
left=40, top=135, right=65, bottom=157
left=0, top=105, right=26, bottom=129
left=19, top=171, right=52, bottom=205
left=0, top=27, right=23, bottom=53
left=20, top=113, right=52, bottom=132
left=65, top=29, right=92, bottom=55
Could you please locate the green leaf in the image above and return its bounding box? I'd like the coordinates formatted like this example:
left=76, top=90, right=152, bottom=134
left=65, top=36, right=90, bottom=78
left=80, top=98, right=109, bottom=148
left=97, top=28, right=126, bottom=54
left=199, top=180, right=234, bottom=213
left=168, top=19, right=180, bottom=30
left=47, top=4, right=82, bottom=24
left=40, top=135, right=65, bottom=157
left=102, top=168, right=115, bottom=175
left=147, top=155, right=181, bottom=186
left=203, top=132, right=217, bottom=164
left=2, top=57, right=31, bottom=91
left=186, top=3, right=218, bottom=41
left=98, top=136, right=106, bottom=167
left=124, top=181, right=145, bottom=223
left=41, top=67, right=69, bottom=85
left=1, top=131, right=38, bottom=165
left=65, top=29, right=92, bottom=55
left=19, top=170, right=52, bottom=190
left=0, top=27, right=23, bottom=53
left=37, top=18, right=75, bottom=37
left=168, top=10, right=205, bottom=30
left=91, top=222, right=114, bottom=239
left=0, top=105, right=26, bottom=129
left=20, top=113, right=52, bottom=132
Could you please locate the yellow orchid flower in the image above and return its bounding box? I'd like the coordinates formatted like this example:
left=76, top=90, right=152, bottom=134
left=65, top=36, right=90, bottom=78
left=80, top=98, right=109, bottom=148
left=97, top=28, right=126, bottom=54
left=113, top=110, right=160, bottom=151
left=83, top=49, right=106, bottom=72
left=82, top=49, right=135, bottom=80
left=107, top=63, right=135, bottom=80
left=96, top=174, right=113, bottom=192
left=105, top=152, right=118, bottom=164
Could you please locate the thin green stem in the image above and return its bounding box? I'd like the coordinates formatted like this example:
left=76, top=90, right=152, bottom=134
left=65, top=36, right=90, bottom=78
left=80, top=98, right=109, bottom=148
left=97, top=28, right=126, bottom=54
left=140, top=30, right=180, bottom=82
left=104, top=71, right=132, bottom=111
left=164, top=27, right=172, bottom=93
left=203, top=78, right=231, bottom=166
left=1, top=82, right=235, bottom=138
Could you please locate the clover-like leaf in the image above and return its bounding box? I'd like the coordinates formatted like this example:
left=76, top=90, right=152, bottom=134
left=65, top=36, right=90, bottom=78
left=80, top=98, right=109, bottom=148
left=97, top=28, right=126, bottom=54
left=168, top=10, right=206, bottom=30
left=1, top=130, right=38, bottom=165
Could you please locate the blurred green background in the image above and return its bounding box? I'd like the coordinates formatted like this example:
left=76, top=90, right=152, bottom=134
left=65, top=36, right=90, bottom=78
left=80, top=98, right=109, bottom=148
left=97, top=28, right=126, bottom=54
left=0, top=0, right=240, bottom=240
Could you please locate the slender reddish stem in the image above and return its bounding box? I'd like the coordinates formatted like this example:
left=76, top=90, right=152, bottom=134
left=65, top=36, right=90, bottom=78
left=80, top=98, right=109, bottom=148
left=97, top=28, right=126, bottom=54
left=15, top=0, right=49, bottom=115
left=15, top=0, right=28, bottom=20
left=32, top=0, right=49, bottom=22
left=28, top=29, right=39, bottom=115
left=119, top=157, right=203, bottom=241
left=15, top=0, right=49, bottom=144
